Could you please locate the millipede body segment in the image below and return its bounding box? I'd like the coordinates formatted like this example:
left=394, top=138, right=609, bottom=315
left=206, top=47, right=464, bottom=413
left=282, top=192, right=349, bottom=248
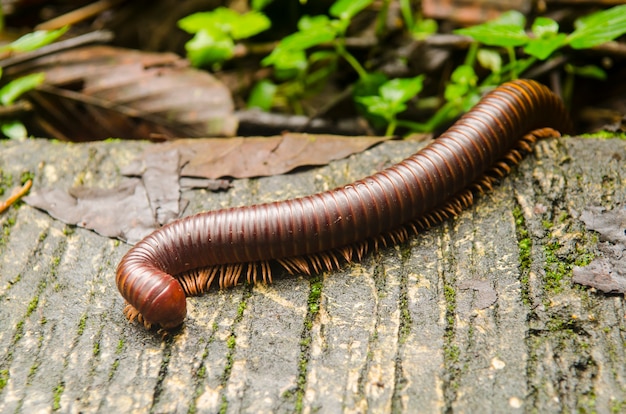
left=116, top=79, right=572, bottom=329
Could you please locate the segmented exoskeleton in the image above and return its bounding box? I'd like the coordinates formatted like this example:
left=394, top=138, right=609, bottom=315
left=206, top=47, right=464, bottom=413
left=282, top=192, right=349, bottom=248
left=116, top=79, right=572, bottom=329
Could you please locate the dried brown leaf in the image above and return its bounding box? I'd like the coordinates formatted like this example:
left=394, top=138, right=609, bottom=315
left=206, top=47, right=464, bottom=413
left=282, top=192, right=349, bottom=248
left=126, top=133, right=392, bottom=179
left=5, top=45, right=237, bottom=141
left=572, top=205, right=626, bottom=293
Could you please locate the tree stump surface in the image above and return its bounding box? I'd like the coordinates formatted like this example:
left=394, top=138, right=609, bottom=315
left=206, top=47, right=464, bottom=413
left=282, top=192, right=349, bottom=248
left=0, top=136, right=624, bottom=413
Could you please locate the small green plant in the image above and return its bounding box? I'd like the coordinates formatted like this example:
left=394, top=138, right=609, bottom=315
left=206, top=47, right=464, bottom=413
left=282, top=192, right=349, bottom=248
left=355, top=75, right=424, bottom=135
left=178, top=7, right=271, bottom=68
left=257, top=0, right=374, bottom=113
left=0, top=26, right=68, bottom=139
left=445, top=5, right=626, bottom=124
left=181, top=3, right=626, bottom=135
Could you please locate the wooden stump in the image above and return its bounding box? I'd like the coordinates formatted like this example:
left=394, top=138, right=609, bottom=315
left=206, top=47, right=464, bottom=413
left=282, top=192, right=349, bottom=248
left=0, top=136, right=624, bottom=413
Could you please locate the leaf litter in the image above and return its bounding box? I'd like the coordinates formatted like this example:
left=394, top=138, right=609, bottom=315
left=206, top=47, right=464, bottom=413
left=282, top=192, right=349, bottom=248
left=24, top=133, right=390, bottom=244
left=572, top=204, right=626, bottom=294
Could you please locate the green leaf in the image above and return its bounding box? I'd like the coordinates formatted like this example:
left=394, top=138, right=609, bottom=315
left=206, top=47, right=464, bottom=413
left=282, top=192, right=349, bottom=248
left=450, top=65, right=477, bottom=86
left=456, top=25, right=529, bottom=47
left=248, top=79, right=277, bottom=110
left=178, top=8, right=270, bottom=39
left=566, top=64, right=607, bottom=80
left=444, top=83, right=468, bottom=102
left=298, top=14, right=332, bottom=31
left=262, top=47, right=308, bottom=72
left=454, top=11, right=529, bottom=47
left=523, top=33, right=567, bottom=60
left=330, top=0, right=374, bottom=21
left=568, top=4, right=626, bottom=49
left=445, top=66, right=477, bottom=102
left=379, top=76, right=424, bottom=105
left=262, top=22, right=336, bottom=68
left=1, top=121, right=27, bottom=140
left=0, top=73, right=45, bottom=106
left=477, top=49, right=502, bottom=73
left=411, top=18, right=438, bottom=40
left=184, top=30, right=234, bottom=67
left=275, top=24, right=336, bottom=52
left=491, top=10, right=526, bottom=27
left=355, top=96, right=395, bottom=120
left=230, top=11, right=271, bottom=39
left=252, top=0, right=274, bottom=10
left=531, top=17, right=559, bottom=38
left=2, top=26, right=68, bottom=53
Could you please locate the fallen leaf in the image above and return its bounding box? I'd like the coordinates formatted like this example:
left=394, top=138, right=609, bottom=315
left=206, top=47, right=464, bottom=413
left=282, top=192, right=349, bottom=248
left=25, top=180, right=157, bottom=244
left=25, top=147, right=190, bottom=244
left=4, top=45, right=237, bottom=140
left=25, top=134, right=393, bottom=243
left=579, top=206, right=626, bottom=244
left=573, top=258, right=626, bottom=294
left=572, top=204, right=626, bottom=293
left=128, top=133, right=392, bottom=179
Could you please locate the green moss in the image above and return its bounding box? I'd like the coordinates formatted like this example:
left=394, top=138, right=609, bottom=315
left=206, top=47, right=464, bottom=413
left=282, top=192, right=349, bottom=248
left=116, top=339, right=124, bottom=353
left=76, top=314, right=88, bottom=335
left=611, top=399, right=626, bottom=413
left=219, top=395, right=228, bottom=414
left=290, top=276, right=323, bottom=413
left=26, top=295, right=39, bottom=317
left=226, top=335, right=236, bottom=350
left=20, top=171, right=35, bottom=185
left=237, top=300, right=247, bottom=318
left=0, top=212, right=17, bottom=249
left=0, top=169, right=13, bottom=196
left=109, top=360, right=120, bottom=380
left=512, top=206, right=532, bottom=304
left=398, top=268, right=412, bottom=344
left=13, top=320, right=24, bottom=342
left=92, top=341, right=100, bottom=356
left=52, top=382, right=64, bottom=411
left=28, top=361, right=40, bottom=383
left=578, top=131, right=626, bottom=140
left=543, top=241, right=567, bottom=293
left=0, top=369, right=8, bottom=391
left=445, top=344, right=460, bottom=363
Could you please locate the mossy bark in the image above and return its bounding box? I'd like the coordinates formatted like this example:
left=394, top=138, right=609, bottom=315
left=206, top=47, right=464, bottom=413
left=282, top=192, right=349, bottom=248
left=0, top=136, right=624, bottom=413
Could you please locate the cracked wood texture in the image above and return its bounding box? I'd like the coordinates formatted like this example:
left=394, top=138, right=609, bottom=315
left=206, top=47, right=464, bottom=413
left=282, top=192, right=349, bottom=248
left=0, top=136, right=625, bottom=413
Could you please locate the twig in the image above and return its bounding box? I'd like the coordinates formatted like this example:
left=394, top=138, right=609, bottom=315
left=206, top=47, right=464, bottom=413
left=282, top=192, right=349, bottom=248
left=0, top=180, right=32, bottom=214
left=0, top=30, right=114, bottom=69
left=35, top=0, right=126, bottom=31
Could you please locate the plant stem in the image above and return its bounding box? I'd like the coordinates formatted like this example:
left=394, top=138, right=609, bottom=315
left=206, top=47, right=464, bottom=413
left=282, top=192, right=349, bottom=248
left=335, top=42, right=368, bottom=80
left=506, top=46, right=518, bottom=79
left=385, top=120, right=396, bottom=136
left=399, top=0, right=414, bottom=30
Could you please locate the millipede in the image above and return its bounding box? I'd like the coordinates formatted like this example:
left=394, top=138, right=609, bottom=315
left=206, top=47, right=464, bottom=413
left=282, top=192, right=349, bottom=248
left=116, top=79, right=572, bottom=329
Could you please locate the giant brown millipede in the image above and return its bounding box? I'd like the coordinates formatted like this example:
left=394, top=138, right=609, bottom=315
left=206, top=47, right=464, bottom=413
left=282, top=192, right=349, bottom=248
left=116, top=79, right=572, bottom=329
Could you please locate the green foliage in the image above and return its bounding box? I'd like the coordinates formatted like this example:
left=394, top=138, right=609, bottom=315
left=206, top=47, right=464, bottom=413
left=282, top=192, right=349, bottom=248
left=568, top=5, right=626, bottom=49
left=356, top=75, right=424, bottom=135
left=456, top=6, right=626, bottom=79
left=179, top=7, right=270, bottom=67
left=178, top=3, right=625, bottom=135
left=1, top=28, right=67, bottom=139
left=0, top=73, right=45, bottom=106
left=0, top=26, right=68, bottom=53
left=247, top=79, right=278, bottom=111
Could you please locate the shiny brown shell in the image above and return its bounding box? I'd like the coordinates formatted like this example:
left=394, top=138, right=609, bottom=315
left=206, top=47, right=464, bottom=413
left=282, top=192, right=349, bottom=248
left=116, top=79, right=572, bottom=329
